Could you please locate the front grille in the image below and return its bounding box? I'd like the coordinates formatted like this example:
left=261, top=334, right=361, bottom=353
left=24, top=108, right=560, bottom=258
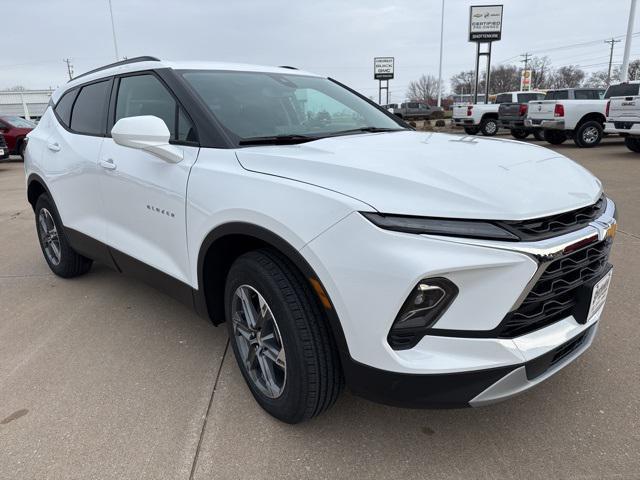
left=0, top=134, right=7, bottom=149
left=498, top=197, right=606, bottom=241
left=525, top=325, right=593, bottom=380
left=498, top=239, right=612, bottom=338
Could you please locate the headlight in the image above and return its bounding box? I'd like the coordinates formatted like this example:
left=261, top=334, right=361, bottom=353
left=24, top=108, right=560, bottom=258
left=388, top=278, right=458, bottom=350
left=361, top=212, right=519, bottom=241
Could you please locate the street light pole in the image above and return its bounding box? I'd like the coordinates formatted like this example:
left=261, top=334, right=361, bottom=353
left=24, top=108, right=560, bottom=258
left=436, top=0, right=445, bottom=107
left=107, top=0, right=120, bottom=61
left=620, top=0, right=637, bottom=82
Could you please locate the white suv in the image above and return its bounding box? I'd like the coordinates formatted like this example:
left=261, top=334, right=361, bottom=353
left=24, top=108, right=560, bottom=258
left=25, top=57, right=617, bottom=423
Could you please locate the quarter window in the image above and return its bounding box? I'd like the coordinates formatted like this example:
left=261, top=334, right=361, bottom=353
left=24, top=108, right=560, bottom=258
left=54, top=89, right=79, bottom=128
left=115, top=74, right=195, bottom=143
left=70, top=80, right=111, bottom=135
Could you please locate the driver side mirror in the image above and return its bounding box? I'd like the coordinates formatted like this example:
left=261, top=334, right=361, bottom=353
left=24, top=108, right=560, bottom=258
left=111, top=115, right=183, bottom=164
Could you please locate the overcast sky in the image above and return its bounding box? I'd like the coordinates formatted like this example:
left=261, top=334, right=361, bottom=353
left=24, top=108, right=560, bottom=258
left=2, top=0, right=638, bottom=102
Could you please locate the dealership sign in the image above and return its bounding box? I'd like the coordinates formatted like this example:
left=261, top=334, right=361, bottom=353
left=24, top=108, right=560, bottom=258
left=374, top=57, right=394, bottom=80
left=469, top=5, right=503, bottom=42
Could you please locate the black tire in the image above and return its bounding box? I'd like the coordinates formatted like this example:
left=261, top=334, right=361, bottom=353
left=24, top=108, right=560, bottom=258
left=479, top=117, right=499, bottom=136
left=533, top=129, right=545, bottom=141
left=510, top=128, right=529, bottom=139
left=464, top=126, right=479, bottom=135
left=573, top=121, right=603, bottom=148
left=224, top=249, right=343, bottom=424
left=34, top=194, right=92, bottom=278
left=543, top=129, right=567, bottom=145
left=624, top=136, right=640, bottom=152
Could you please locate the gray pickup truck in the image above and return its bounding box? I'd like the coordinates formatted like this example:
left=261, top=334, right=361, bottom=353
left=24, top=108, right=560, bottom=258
left=497, top=92, right=547, bottom=139
left=393, top=102, right=444, bottom=121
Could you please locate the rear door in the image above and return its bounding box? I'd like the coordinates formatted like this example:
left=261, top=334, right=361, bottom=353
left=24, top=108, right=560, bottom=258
left=43, top=79, right=112, bottom=243
left=98, top=72, right=200, bottom=286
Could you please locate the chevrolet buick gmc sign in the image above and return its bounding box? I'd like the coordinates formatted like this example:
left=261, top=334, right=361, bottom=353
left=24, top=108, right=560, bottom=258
left=469, top=5, right=503, bottom=42
left=374, top=57, right=394, bottom=80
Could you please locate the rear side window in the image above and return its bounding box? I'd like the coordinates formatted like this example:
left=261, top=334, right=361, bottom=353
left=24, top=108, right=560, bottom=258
left=115, top=74, right=196, bottom=143
left=70, top=80, right=111, bottom=135
left=575, top=90, right=601, bottom=100
left=54, top=89, right=78, bottom=128
left=604, top=83, right=640, bottom=98
left=545, top=90, right=569, bottom=100
left=517, top=93, right=545, bottom=102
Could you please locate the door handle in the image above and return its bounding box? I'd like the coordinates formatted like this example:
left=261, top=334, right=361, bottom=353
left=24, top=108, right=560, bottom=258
left=99, top=158, right=117, bottom=171
left=47, top=142, right=61, bottom=152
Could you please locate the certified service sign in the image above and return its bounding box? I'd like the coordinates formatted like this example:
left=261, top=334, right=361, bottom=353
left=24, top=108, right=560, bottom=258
left=374, top=57, right=394, bottom=80
left=469, top=5, right=503, bottom=42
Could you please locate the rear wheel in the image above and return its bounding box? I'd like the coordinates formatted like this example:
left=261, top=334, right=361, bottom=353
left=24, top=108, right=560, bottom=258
left=510, top=128, right=529, bottom=139
left=479, top=117, right=499, bottom=136
left=35, top=194, right=92, bottom=278
left=573, top=121, right=603, bottom=148
left=463, top=126, right=479, bottom=135
left=533, top=130, right=545, bottom=141
left=543, top=129, right=567, bottom=145
left=624, top=136, right=640, bottom=152
left=225, top=249, right=343, bottom=424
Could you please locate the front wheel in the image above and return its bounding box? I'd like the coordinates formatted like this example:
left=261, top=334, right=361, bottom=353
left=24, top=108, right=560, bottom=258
left=480, top=117, right=499, bottom=136
left=225, top=249, right=343, bottom=424
left=543, top=129, right=567, bottom=145
left=624, top=136, right=640, bottom=152
left=573, top=121, right=603, bottom=148
left=464, top=126, right=479, bottom=135
left=510, top=128, right=529, bottom=139
left=35, top=194, right=92, bottom=277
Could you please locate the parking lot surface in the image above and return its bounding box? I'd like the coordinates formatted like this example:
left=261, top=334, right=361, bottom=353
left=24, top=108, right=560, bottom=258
left=1, top=136, right=639, bottom=480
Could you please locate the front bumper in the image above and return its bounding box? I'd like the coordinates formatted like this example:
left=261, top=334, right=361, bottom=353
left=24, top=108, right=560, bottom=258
left=604, top=121, right=640, bottom=135
left=525, top=118, right=565, bottom=130
left=304, top=199, right=616, bottom=407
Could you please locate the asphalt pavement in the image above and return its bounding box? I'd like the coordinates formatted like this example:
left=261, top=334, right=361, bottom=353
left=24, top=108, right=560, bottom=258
left=1, top=135, right=638, bottom=479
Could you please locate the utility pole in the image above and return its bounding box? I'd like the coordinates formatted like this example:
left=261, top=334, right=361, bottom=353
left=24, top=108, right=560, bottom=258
left=621, top=0, right=638, bottom=82
left=436, top=0, right=445, bottom=108
left=63, top=58, right=74, bottom=80
left=520, top=52, right=531, bottom=72
left=107, top=0, right=120, bottom=61
left=605, top=38, right=621, bottom=86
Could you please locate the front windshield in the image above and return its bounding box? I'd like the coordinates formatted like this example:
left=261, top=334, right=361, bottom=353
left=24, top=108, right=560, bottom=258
left=180, top=70, right=404, bottom=142
left=3, top=116, right=36, bottom=128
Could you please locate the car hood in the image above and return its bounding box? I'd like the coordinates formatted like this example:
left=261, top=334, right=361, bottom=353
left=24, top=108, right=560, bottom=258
left=236, top=131, right=602, bottom=220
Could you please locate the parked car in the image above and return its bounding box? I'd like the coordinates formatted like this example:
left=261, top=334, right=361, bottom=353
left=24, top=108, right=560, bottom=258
left=498, top=92, right=547, bottom=139
left=0, top=133, right=9, bottom=160
left=525, top=87, right=613, bottom=147
left=603, top=83, right=640, bottom=152
left=394, top=102, right=444, bottom=121
left=0, top=115, right=37, bottom=158
left=26, top=57, right=617, bottom=423
left=452, top=91, right=532, bottom=136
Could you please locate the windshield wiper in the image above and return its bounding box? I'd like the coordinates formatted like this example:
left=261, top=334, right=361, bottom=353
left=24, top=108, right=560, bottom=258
left=238, top=134, right=319, bottom=146
left=326, top=127, right=407, bottom=137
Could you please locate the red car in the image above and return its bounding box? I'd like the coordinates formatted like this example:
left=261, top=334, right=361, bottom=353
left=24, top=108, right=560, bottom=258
left=0, top=115, right=37, bottom=158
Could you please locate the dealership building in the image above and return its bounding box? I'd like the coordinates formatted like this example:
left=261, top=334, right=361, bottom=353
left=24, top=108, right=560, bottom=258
left=0, top=90, right=53, bottom=121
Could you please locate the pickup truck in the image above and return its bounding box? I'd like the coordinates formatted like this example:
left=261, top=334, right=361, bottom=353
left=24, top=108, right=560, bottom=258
left=525, top=87, right=610, bottom=148
left=452, top=91, right=533, bottom=136
left=603, top=82, right=640, bottom=152
left=393, top=102, right=444, bottom=121
left=497, top=92, right=547, bottom=139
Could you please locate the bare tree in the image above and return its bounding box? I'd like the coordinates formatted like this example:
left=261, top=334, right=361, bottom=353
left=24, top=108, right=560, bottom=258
left=489, top=65, right=520, bottom=93
left=406, top=74, right=441, bottom=103
left=627, top=59, right=640, bottom=81
left=450, top=70, right=475, bottom=95
left=547, top=66, right=586, bottom=89
left=585, top=70, right=611, bottom=88
left=529, top=56, right=552, bottom=89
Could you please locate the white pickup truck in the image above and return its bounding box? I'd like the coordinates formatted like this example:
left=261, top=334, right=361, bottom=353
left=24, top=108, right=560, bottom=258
left=525, top=86, right=615, bottom=148
left=452, top=91, right=536, bottom=136
left=603, top=82, right=640, bottom=152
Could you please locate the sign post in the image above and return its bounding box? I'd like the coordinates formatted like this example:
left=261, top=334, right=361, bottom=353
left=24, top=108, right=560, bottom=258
left=520, top=69, right=532, bottom=91
left=469, top=5, right=503, bottom=104
left=374, top=57, right=394, bottom=105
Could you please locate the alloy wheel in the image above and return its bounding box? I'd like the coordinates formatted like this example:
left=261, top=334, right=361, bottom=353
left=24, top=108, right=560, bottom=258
left=583, top=126, right=599, bottom=144
left=231, top=285, right=287, bottom=398
left=38, top=208, right=61, bottom=266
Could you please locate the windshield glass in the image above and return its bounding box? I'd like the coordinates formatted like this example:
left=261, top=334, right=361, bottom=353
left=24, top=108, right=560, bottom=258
left=2, top=116, right=36, bottom=128
left=180, top=71, right=404, bottom=142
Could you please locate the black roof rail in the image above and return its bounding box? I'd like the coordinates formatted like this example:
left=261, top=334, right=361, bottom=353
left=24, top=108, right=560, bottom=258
left=70, top=56, right=161, bottom=82
left=278, top=65, right=298, bottom=70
